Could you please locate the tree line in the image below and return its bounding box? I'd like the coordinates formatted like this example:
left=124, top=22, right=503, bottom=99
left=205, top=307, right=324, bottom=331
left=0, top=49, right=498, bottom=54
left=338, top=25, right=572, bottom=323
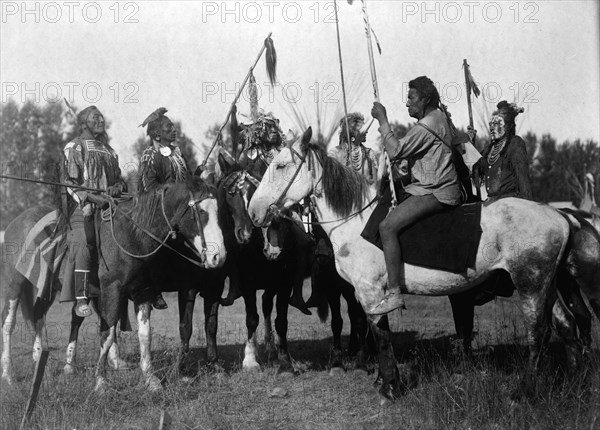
left=1, top=101, right=598, bottom=229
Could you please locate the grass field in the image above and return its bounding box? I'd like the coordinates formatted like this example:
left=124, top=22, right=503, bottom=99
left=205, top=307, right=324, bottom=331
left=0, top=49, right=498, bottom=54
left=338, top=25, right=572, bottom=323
left=1, top=282, right=599, bottom=430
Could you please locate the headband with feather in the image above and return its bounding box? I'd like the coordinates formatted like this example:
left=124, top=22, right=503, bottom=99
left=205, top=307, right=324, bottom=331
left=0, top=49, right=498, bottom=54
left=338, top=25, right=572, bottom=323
left=139, top=107, right=168, bottom=129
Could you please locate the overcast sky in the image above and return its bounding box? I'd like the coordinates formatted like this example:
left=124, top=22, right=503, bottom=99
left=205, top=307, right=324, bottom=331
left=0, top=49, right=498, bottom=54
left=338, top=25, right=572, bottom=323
left=2, top=0, right=599, bottom=165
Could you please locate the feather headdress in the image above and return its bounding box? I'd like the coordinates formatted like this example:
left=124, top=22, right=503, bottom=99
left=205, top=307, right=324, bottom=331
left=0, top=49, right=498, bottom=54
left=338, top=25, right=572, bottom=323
left=139, top=107, right=168, bottom=128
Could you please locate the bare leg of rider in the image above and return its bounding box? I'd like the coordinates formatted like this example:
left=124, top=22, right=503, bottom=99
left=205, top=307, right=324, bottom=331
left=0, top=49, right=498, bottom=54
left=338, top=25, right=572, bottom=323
left=370, top=194, right=444, bottom=315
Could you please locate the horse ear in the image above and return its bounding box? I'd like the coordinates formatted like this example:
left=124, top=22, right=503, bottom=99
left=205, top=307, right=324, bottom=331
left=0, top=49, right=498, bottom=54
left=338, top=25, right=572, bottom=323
left=217, top=153, right=231, bottom=174
left=300, top=127, right=312, bottom=151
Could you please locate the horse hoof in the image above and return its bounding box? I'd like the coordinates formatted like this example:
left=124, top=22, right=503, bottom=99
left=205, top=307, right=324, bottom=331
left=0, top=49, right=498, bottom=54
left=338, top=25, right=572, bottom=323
left=277, top=367, right=296, bottom=378
left=353, top=368, right=369, bottom=377
left=268, top=387, right=288, bottom=398
left=242, top=362, right=260, bottom=372
left=378, top=384, right=398, bottom=402
left=329, top=367, right=345, bottom=377
left=1, top=373, right=15, bottom=386
left=94, top=377, right=109, bottom=394
left=110, top=359, right=132, bottom=371
left=146, top=375, right=163, bottom=392
left=63, top=364, right=76, bottom=375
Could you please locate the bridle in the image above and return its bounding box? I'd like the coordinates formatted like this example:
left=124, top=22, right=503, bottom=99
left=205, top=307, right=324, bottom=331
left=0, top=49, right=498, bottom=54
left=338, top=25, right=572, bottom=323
left=104, top=187, right=214, bottom=267
left=266, top=141, right=377, bottom=225
left=268, top=140, right=321, bottom=218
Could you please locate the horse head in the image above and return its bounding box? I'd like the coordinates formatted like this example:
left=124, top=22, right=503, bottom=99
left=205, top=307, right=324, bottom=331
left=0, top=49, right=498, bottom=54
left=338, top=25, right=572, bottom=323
left=249, top=127, right=315, bottom=227
left=217, top=154, right=257, bottom=245
left=163, top=177, right=226, bottom=269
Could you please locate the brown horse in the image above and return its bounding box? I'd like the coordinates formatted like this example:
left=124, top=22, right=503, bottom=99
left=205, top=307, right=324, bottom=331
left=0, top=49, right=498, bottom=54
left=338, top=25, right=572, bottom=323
left=1, top=178, right=226, bottom=391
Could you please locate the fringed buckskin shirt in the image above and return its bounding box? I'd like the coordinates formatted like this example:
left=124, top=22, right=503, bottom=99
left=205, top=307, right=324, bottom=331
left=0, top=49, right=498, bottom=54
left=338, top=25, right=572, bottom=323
left=138, top=143, right=189, bottom=193
left=381, top=109, right=461, bottom=206
left=63, top=137, right=125, bottom=205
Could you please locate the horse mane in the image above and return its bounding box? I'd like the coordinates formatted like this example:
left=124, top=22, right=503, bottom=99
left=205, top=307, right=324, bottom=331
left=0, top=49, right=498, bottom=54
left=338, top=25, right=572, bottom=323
left=130, top=177, right=214, bottom=241
left=308, top=144, right=371, bottom=218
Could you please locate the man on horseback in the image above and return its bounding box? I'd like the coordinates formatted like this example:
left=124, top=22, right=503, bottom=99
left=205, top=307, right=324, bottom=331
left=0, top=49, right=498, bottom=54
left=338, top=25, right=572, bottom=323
left=232, top=110, right=314, bottom=315
left=329, top=112, right=378, bottom=184
left=137, top=107, right=190, bottom=310
left=63, top=106, right=126, bottom=317
left=369, top=76, right=461, bottom=314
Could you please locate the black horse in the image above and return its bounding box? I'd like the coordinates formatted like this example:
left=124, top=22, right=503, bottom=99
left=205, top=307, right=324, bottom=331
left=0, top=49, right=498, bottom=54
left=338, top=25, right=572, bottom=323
left=217, top=154, right=309, bottom=374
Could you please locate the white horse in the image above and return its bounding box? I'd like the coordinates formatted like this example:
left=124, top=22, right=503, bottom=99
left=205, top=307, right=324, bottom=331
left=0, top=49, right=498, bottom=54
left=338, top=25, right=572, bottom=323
left=248, top=128, right=573, bottom=400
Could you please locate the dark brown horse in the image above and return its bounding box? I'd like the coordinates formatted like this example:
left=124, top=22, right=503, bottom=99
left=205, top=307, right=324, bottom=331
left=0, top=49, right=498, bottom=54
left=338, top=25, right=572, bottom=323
left=1, top=178, right=227, bottom=391
left=217, top=154, right=309, bottom=374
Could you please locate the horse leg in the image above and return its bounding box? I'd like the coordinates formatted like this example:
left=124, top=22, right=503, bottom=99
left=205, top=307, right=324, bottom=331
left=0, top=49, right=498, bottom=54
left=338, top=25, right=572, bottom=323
left=94, top=325, right=116, bottom=393
left=136, top=302, right=161, bottom=392
left=64, top=304, right=85, bottom=375
left=275, top=286, right=295, bottom=375
left=262, top=290, right=276, bottom=364
left=512, top=285, right=554, bottom=401
left=557, top=272, right=593, bottom=350
left=326, top=285, right=344, bottom=371
left=178, top=288, right=196, bottom=354
left=203, top=295, right=220, bottom=365
left=346, top=291, right=370, bottom=371
left=177, top=288, right=196, bottom=374
left=242, top=291, right=260, bottom=371
left=448, top=292, right=475, bottom=357
left=1, top=296, right=20, bottom=385
left=552, top=298, right=580, bottom=374
left=369, top=315, right=402, bottom=401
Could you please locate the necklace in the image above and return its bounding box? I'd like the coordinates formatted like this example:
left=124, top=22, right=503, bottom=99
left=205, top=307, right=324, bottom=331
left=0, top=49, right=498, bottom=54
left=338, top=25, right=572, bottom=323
left=260, top=148, right=276, bottom=165
left=487, top=140, right=506, bottom=165
left=349, top=145, right=364, bottom=172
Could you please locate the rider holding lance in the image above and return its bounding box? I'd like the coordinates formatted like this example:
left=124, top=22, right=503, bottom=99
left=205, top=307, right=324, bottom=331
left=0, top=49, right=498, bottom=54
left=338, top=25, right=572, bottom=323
left=63, top=106, right=127, bottom=318
left=369, top=76, right=462, bottom=315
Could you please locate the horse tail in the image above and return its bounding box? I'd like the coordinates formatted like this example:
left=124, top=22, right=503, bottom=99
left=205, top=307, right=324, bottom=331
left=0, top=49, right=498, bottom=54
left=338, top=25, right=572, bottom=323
left=316, top=291, right=329, bottom=323
left=557, top=208, right=600, bottom=321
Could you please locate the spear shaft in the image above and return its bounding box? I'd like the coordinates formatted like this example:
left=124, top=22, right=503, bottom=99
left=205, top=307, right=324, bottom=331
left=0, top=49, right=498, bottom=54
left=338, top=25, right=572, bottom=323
left=201, top=32, right=273, bottom=168
left=360, top=0, right=397, bottom=206
left=463, top=59, right=475, bottom=129
left=0, top=174, right=106, bottom=193
left=333, top=0, right=352, bottom=163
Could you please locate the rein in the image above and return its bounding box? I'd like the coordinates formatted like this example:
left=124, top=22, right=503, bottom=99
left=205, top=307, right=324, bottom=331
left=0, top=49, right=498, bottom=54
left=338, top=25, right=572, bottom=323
left=268, top=144, right=377, bottom=225
left=101, top=188, right=211, bottom=267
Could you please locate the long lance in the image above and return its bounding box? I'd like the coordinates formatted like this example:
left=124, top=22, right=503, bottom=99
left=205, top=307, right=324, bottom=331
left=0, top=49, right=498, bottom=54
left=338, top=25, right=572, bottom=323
left=201, top=33, right=277, bottom=169
left=0, top=174, right=107, bottom=193
left=463, top=59, right=475, bottom=129
left=360, top=0, right=398, bottom=207
left=333, top=0, right=352, bottom=164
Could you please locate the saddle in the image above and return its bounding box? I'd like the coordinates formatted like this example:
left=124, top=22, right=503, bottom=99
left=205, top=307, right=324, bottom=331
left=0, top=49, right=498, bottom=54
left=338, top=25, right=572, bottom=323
left=361, top=185, right=482, bottom=273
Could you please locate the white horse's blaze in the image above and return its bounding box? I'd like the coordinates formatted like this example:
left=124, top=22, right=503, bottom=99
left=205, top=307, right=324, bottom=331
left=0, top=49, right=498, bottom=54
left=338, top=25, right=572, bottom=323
left=243, top=332, right=260, bottom=370
left=261, top=227, right=283, bottom=260
left=1, top=298, right=19, bottom=383
left=196, top=198, right=226, bottom=269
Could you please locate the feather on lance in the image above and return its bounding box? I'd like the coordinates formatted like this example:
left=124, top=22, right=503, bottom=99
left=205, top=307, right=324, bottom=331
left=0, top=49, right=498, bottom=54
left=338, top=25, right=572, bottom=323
left=264, top=36, right=277, bottom=86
